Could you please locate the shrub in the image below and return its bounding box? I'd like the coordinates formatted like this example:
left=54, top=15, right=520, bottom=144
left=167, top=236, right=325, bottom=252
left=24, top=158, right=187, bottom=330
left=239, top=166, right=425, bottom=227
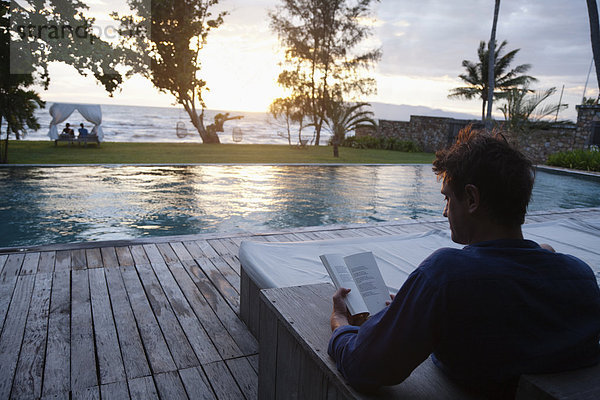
left=340, top=136, right=422, bottom=152
left=546, top=149, right=600, bottom=172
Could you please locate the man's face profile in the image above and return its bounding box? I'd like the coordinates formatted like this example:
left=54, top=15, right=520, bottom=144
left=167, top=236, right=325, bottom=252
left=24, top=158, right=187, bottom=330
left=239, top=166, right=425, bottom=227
left=441, top=180, right=470, bottom=245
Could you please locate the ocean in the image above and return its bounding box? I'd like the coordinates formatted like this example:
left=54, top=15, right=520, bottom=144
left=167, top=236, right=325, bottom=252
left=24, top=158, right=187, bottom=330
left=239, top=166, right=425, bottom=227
left=7, top=103, right=333, bottom=145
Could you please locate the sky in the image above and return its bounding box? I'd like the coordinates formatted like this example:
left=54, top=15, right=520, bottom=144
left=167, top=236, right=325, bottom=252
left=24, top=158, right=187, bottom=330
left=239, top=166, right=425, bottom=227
left=33, top=0, right=599, bottom=122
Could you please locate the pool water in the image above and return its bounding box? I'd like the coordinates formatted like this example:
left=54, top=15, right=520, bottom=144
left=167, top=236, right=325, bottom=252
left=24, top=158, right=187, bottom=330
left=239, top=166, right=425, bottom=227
left=1, top=165, right=599, bottom=249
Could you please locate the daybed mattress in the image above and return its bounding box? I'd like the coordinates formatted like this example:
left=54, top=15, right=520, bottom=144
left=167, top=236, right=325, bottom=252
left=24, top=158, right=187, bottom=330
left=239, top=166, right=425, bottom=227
left=239, top=218, right=600, bottom=291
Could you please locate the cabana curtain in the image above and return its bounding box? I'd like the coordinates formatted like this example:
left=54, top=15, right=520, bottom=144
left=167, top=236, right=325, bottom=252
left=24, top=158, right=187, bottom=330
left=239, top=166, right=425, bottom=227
left=48, top=103, right=104, bottom=141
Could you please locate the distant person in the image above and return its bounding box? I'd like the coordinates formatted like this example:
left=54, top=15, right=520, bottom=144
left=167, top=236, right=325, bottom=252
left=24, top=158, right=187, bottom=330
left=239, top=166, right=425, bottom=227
left=78, top=123, right=89, bottom=138
left=61, top=123, right=74, bottom=137
left=328, top=127, right=600, bottom=399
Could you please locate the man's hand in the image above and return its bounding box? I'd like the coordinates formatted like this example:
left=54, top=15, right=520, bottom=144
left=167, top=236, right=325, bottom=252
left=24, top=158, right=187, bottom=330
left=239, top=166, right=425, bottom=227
left=385, top=293, right=396, bottom=306
left=331, top=288, right=370, bottom=331
left=331, top=288, right=351, bottom=331
left=540, top=243, right=556, bottom=252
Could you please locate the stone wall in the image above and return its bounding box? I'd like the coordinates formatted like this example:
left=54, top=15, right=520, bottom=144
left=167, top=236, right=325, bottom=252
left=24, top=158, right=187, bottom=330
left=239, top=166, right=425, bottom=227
left=369, top=116, right=481, bottom=153
left=360, top=107, right=598, bottom=163
left=576, top=105, right=600, bottom=147
left=504, top=126, right=578, bottom=163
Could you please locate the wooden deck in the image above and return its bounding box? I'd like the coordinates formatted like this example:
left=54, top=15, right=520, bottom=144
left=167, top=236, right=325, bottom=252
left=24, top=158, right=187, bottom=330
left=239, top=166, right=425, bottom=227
left=0, top=207, right=599, bottom=399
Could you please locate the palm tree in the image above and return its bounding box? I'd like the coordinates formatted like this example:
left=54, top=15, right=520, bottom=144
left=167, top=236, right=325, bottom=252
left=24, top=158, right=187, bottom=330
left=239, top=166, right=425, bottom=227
left=587, top=0, right=600, bottom=95
left=324, top=102, right=377, bottom=158
left=498, top=86, right=568, bottom=136
left=449, top=40, right=537, bottom=121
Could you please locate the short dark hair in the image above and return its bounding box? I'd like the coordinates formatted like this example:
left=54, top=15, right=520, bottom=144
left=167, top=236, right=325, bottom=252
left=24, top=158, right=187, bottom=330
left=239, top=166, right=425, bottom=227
left=432, top=126, right=534, bottom=226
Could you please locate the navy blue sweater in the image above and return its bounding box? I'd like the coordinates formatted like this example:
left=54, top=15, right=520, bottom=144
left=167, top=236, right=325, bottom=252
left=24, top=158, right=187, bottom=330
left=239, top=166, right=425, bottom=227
left=328, top=240, right=600, bottom=393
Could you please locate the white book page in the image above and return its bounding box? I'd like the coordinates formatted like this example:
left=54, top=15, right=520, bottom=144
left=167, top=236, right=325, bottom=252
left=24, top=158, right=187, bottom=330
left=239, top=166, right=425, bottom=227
left=344, top=252, right=389, bottom=315
left=320, top=254, right=368, bottom=315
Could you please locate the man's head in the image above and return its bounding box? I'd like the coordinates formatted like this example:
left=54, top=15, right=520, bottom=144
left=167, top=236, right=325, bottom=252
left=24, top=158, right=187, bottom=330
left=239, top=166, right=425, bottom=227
left=80, top=123, right=84, bottom=128
left=432, top=127, right=534, bottom=243
left=65, top=123, right=70, bottom=127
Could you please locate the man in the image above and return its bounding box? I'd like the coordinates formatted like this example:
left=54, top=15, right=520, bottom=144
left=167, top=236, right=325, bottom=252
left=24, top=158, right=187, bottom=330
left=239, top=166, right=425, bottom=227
left=61, top=123, right=74, bottom=137
left=78, top=123, right=89, bottom=137
left=328, top=128, right=600, bottom=398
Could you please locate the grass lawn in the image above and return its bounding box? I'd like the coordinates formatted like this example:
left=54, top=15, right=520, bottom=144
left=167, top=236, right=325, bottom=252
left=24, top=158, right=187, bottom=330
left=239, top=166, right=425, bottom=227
left=3, top=141, right=436, bottom=164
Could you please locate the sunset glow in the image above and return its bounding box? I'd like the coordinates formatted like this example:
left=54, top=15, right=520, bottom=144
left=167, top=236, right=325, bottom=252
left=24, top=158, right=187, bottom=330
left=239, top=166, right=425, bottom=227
left=33, top=0, right=598, bottom=122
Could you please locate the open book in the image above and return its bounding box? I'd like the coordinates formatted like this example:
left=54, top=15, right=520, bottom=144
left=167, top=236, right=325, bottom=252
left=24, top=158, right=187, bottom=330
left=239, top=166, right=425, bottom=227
left=320, top=251, right=389, bottom=317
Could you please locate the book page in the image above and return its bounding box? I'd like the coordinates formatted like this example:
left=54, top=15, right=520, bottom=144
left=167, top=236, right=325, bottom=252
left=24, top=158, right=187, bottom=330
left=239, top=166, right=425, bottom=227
left=320, top=254, right=368, bottom=315
left=344, top=252, right=389, bottom=315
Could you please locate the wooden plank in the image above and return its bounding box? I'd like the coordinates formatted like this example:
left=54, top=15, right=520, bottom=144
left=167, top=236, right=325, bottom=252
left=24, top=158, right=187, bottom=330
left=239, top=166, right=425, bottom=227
left=70, top=269, right=98, bottom=391
left=129, top=245, right=149, bottom=265
left=258, top=297, right=278, bottom=400
left=228, top=236, right=246, bottom=248
left=155, top=242, right=179, bottom=264
left=0, top=275, right=35, bottom=399
left=223, top=237, right=242, bottom=253
left=146, top=258, right=221, bottom=364
left=240, top=269, right=250, bottom=334
left=181, top=259, right=257, bottom=355
left=167, top=261, right=243, bottom=359
left=134, top=263, right=199, bottom=369
left=226, top=357, right=258, bottom=400
left=54, top=250, right=71, bottom=271
left=195, top=256, right=240, bottom=312
left=100, top=247, right=119, bottom=268
left=41, top=392, right=69, bottom=400
left=20, top=252, right=40, bottom=275
left=100, top=381, right=130, bottom=400
left=38, top=251, right=56, bottom=274
left=179, top=366, right=217, bottom=400
left=120, top=266, right=177, bottom=374
left=85, top=248, right=103, bottom=269
left=210, top=256, right=241, bottom=293
left=70, top=249, right=87, bottom=270
left=128, top=376, right=159, bottom=400
left=298, top=345, right=326, bottom=400
left=190, top=240, right=220, bottom=258
left=206, top=238, right=231, bottom=257
left=275, top=320, right=302, bottom=400
left=0, top=254, right=25, bottom=332
left=1, top=253, right=24, bottom=280
left=43, top=270, right=71, bottom=397
left=246, top=271, right=261, bottom=338
left=103, top=267, right=151, bottom=379
left=247, top=354, right=259, bottom=374
left=203, top=361, right=245, bottom=400
left=72, top=386, right=100, bottom=400
left=88, top=268, right=126, bottom=384
left=169, top=242, right=194, bottom=261
left=142, top=244, right=166, bottom=265
left=115, top=246, right=134, bottom=267
left=154, top=371, right=188, bottom=400
left=12, top=273, right=52, bottom=399
left=0, top=254, right=7, bottom=272
left=517, top=364, right=600, bottom=400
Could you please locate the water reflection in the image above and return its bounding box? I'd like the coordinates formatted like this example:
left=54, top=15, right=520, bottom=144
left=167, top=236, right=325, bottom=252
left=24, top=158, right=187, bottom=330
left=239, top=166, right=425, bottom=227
left=0, top=166, right=599, bottom=248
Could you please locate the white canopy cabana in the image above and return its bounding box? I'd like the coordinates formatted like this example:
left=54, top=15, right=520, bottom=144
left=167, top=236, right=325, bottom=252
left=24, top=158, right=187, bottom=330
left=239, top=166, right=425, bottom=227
left=48, top=103, right=104, bottom=142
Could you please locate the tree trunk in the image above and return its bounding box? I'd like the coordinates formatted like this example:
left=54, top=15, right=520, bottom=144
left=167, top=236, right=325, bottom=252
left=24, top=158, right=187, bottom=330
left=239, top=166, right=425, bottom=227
left=485, top=0, right=501, bottom=130
left=332, top=131, right=340, bottom=157
left=481, top=98, right=487, bottom=122
left=183, top=103, right=220, bottom=143
left=587, top=0, right=600, bottom=94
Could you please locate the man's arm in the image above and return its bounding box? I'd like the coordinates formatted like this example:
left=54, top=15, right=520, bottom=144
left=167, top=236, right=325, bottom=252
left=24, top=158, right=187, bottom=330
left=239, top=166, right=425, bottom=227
left=327, top=267, right=439, bottom=391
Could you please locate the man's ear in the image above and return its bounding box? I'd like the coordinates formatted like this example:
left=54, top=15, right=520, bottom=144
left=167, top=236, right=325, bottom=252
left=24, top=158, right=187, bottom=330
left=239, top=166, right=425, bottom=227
left=464, top=184, right=480, bottom=214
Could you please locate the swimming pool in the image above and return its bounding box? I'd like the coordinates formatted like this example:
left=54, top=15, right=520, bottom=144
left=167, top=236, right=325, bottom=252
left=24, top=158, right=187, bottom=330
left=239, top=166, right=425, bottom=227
left=1, top=165, right=599, bottom=249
